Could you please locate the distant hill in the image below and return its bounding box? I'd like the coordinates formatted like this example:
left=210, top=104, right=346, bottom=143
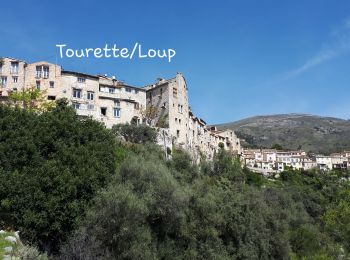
left=217, top=114, right=350, bottom=154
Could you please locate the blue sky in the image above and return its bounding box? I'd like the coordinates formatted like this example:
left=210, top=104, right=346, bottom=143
left=1, top=0, right=350, bottom=123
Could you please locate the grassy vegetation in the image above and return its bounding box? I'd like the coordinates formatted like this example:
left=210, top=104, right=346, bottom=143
left=0, top=231, right=17, bottom=258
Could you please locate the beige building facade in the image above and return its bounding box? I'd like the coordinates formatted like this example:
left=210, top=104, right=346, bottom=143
left=24, top=61, right=62, bottom=100
left=0, top=57, right=146, bottom=128
left=0, top=57, right=26, bottom=96
left=60, top=71, right=146, bottom=128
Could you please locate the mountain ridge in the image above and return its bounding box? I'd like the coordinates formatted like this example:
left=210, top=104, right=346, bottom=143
left=217, top=113, right=350, bottom=154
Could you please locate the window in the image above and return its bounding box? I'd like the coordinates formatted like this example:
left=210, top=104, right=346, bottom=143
left=13, top=76, right=18, bottom=83
left=177, top=105, right=183, bottom=113
left=109, top=88, right=115, bottom=94
left=135, top=89, right=139, bottom=94
left=113, top=108, right=121, bottom=118
left=36, top=66, right=42, bottom=78
left=72, top=103, right=80, bottom=109
left=78, top=77, right=86, bottom=83
left=10, top=62, right=19, bottom=74
left=1, top=76, right=7, bottom=87
left=173, top=87, right=178, bottom=97
left=101, top=107, right=107, bottom=116
left=43, top=66, right=49, bottom=78
left=125, top=87, right=131, bottom=93
left=114, top=100, right=120, bottom=107
left=87, top=91, right=94, bottom=100
left=48, top=96, right=56, bottom=100
left=36, top=80, right=40, bottom=90
left=73, top=88, right=81, bottom=98
left=160, top=88, right=163, bottom=96
left=177, top=130, right=180, bottom=137
left=35, top=65, right=49, bottom=78
left=134, top=102, right=140, bottom=110
left=87, top=104, right=94, bottom=110
left=49, top=81, right=54, bottom=88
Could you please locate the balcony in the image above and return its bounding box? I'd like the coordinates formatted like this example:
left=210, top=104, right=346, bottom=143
left=98, top=90, right=120, bottom=99
left=75, top=108, right=95, bottom=117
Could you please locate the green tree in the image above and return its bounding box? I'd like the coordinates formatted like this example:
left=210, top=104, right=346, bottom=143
left=61, top=155, right=188, bottom=259
left=0, top=100, right=116, bottom=253
left=212, top=147, right=245, bottom=182
left=7, top=86, right=54, bottom=112
left=271, top=143, right=283, bottom=150
left=323, top=189, right=350, bottom=252
left=112, top=123, right=157, bottom=144
left=289, top=224, right=323, bottom=258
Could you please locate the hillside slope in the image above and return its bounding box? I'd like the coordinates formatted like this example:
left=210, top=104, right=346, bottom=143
left=217, top=114, right=350, bottom=154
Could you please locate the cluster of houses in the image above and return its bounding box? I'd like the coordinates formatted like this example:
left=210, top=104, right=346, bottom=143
left=241, top=149, right=350, bottom=173
left=0, top=57, right=241, bottom=162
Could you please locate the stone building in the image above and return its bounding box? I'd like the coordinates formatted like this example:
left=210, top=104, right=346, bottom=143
left=145, top=73, right=241, bottom=161
left=97, top=76, right=146, bottom=128
left=316, top=155, right=348, bottom=170
left=61, top=70, right=100, bottom=118
left=24, top=61, right=62, bottom=100
left=60, top=71, right=146, bottom=128
left=0, top=57, right=26, bottom=96
left=0, top=57, right=146, bottom=129
left=0, top=57, right=241, bottom=161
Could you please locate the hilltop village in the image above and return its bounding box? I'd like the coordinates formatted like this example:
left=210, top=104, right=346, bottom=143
left=0, top=57, right=241, bottom=162
left=1, top=57, right=350, bottom=170
left=241, top=149, right=350, bottom=174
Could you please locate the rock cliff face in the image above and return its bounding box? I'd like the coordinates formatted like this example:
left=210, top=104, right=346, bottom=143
left=217, top=114, right=350, bottom=154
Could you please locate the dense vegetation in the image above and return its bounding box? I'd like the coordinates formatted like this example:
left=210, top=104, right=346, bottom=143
left=0, top=101, right=349, bottom=259
left=0, top=100, right=116, bottom=253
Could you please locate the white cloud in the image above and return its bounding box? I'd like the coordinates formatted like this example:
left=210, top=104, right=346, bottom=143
left=287, top=48, right=340, bottom=77
left=259, top=16, right=350, bottom=87
left=286, top=17, right=350, bottom=78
